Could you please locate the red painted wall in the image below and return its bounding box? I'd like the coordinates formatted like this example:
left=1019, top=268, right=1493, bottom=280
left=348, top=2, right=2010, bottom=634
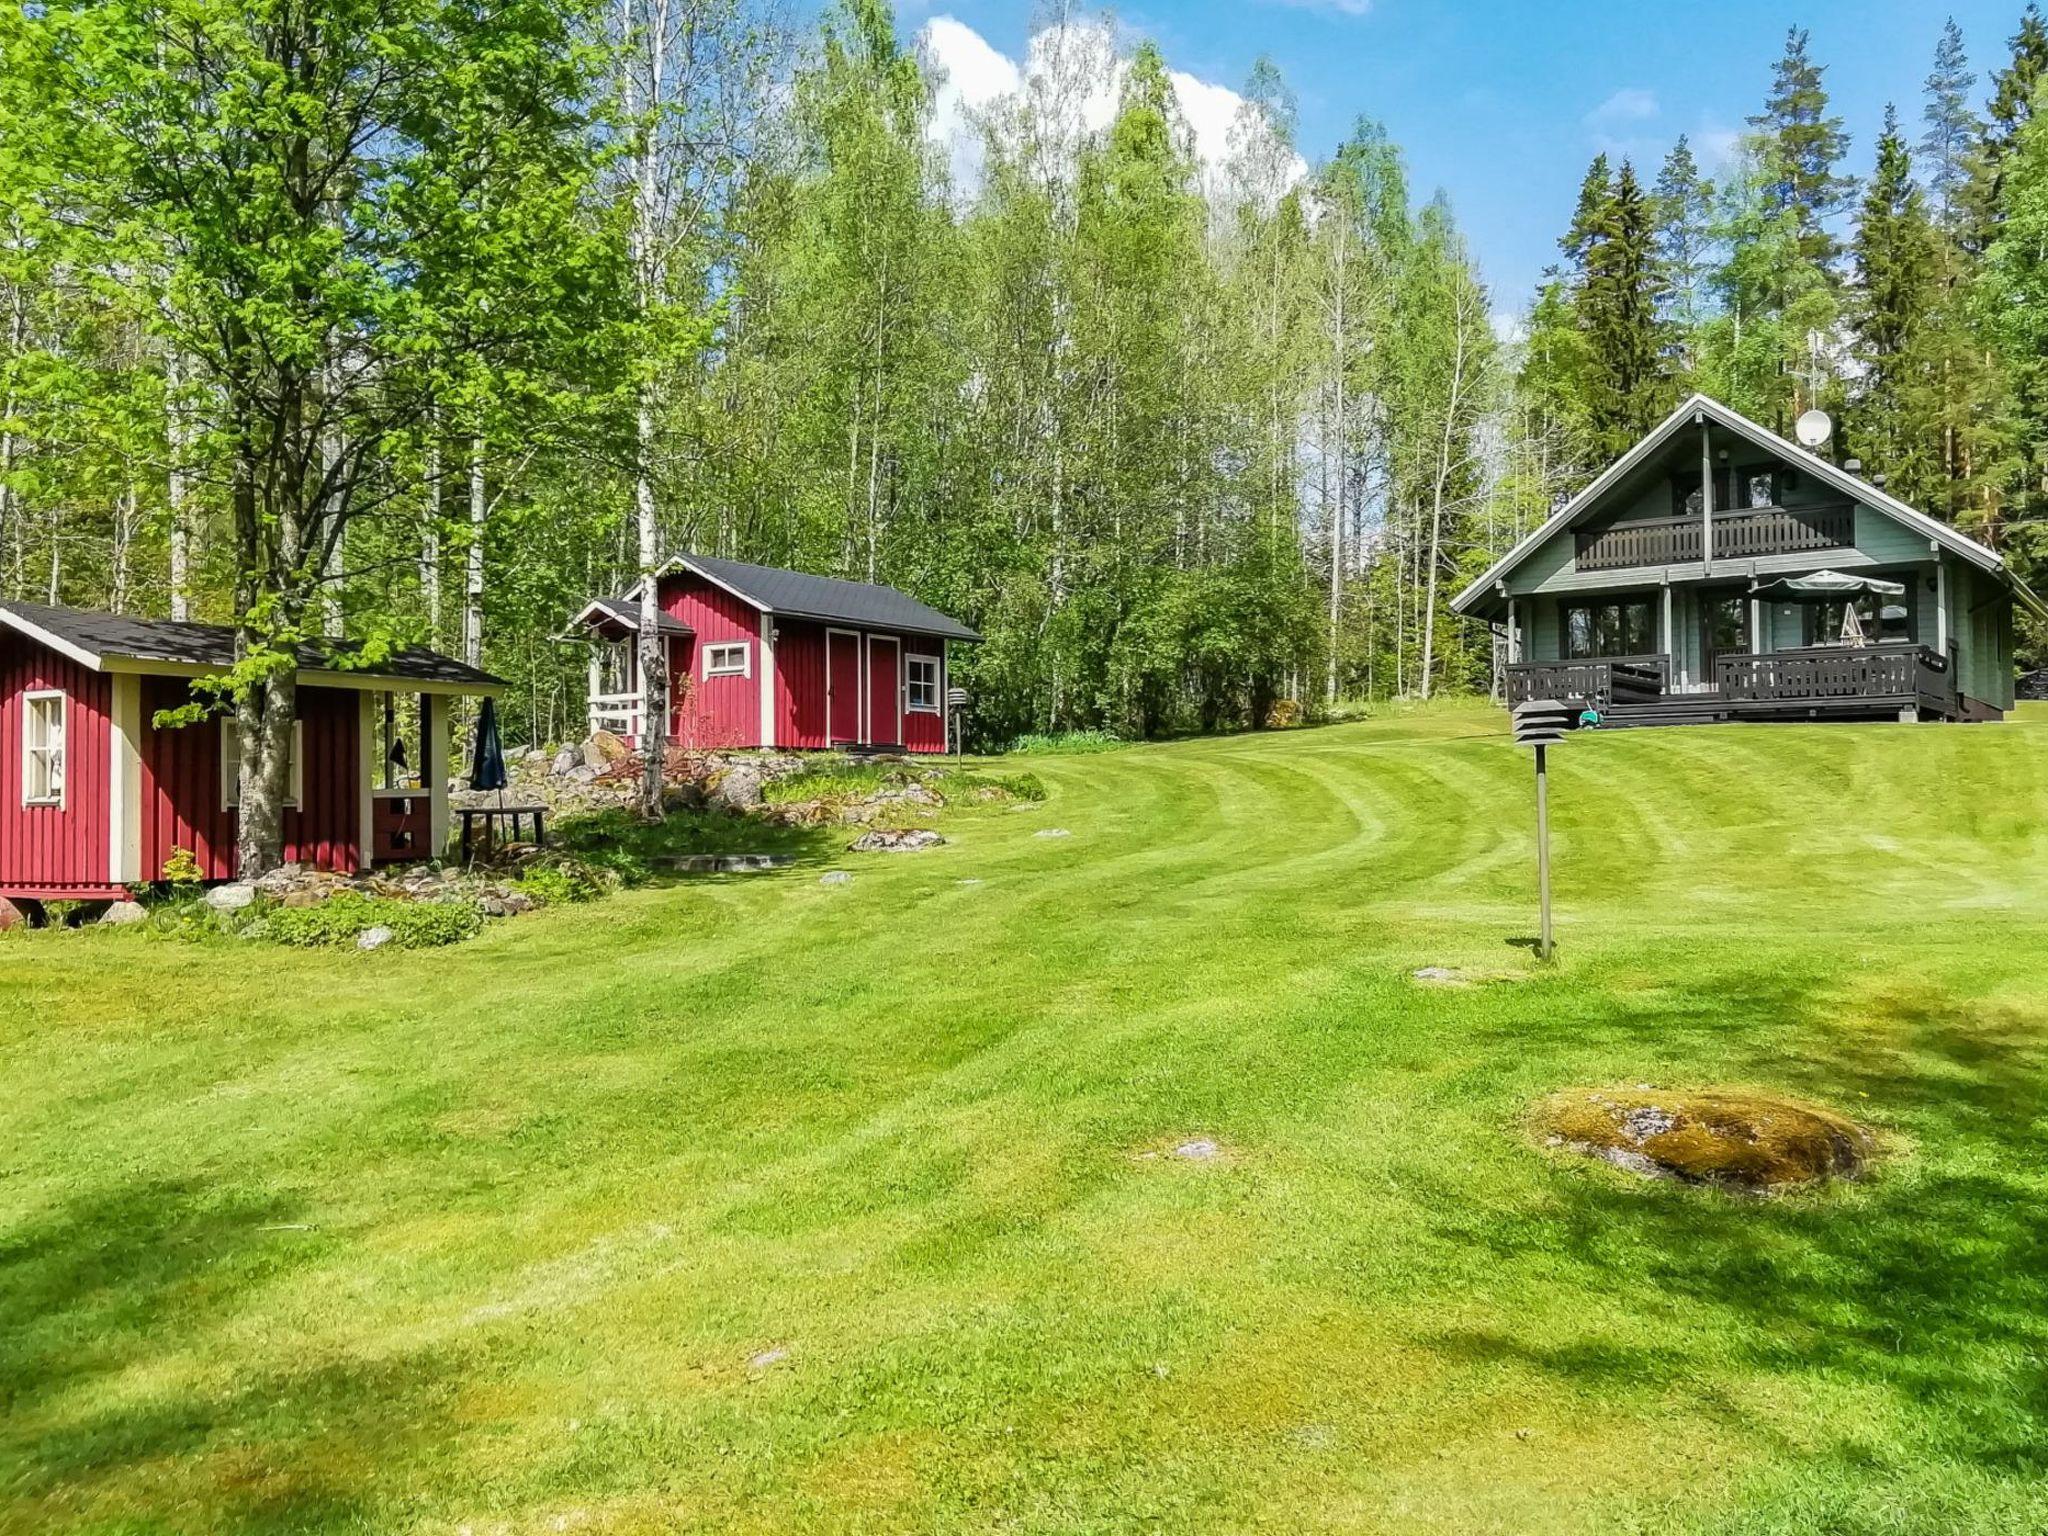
left=0, top=636, right=114, bottom=896
left=662, top=574, right=760, bottom=750
left=652, top=572, right=954, bottom=754
left=140, top=680, right=361, bottom=881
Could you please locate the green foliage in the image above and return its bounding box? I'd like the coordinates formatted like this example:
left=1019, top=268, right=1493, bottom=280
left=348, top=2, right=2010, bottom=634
left=760, top=763, right=895, bottom=805
left=256, top=893, right=484, bottom=950
left=159, top=848, right=202, bottom=887
left=511, top=858, right=613, bottom=907
left=1006, top=729, right=1126, bottom=756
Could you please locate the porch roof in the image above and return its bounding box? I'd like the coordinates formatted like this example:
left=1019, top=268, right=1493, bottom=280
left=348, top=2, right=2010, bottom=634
left=646, top=554, right=982, bottom=642
left=567, top=596, right=693, bottom=640
left=0, top=600, right=503, bottom=694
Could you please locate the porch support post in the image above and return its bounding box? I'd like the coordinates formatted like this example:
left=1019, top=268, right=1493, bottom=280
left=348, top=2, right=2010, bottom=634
left=1750, top=596, right=1763, bottom=654
left=1660, top=584, right=1674, bottom=686
left=759, top=611, right=777, bottom=749
left=425, top=693, right=452, bottom=860
left=1935, top=557, right=1950, bottom=655
left=108, top=673, right=143, bottom=885
left=586, top=646, right=602, bottom=738
left=358, top=691, right=378, bottom=872
left=1507, top=598, right=1520, bottom=663
left=1700, top=417, right=1715, bottom=570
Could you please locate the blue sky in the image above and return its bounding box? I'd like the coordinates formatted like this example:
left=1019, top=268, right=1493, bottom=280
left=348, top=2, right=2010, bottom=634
left=900, top=0, right=2033, bottom=317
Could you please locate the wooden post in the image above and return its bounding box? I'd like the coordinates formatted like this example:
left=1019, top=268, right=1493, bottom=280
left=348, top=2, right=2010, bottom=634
left=1534, top=742, right=1553, bottom=962
left=1700, top=419, right=1714, bottom=570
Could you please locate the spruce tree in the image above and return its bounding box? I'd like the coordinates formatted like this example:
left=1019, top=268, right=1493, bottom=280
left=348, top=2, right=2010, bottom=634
left=1653, top=136, right=1714, bottom=371
left=1748, top=27, right=1856, bottom=270
left=1853, top=106, right=1943, bottom=505
left=1921, top=18, right=1980, bottom=230
left=1964, top=3, right=2048, bottom=251
left=1578, top=160, right=1668, bottom=458
left=1561, top=154, right=1614, bottom=275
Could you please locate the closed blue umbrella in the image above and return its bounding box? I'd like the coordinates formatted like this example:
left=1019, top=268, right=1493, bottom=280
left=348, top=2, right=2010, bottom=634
left=469, top=696, right=508, bottom=794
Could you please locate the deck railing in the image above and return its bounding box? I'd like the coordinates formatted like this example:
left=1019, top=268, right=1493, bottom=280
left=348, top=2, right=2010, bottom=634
left=1574, top=502, right=1855, bottom=572
left=1507, top=655, right=1670, bottom=710
left=1715, top=643, right=1953, bottom=715
left=588, top=690, right=643, bottom=740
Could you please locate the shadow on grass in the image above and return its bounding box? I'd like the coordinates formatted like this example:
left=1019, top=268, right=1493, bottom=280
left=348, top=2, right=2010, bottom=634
left=1445, top=971, right=2048, bottom=1484
left=0, top=1178, right=464, bottom=1531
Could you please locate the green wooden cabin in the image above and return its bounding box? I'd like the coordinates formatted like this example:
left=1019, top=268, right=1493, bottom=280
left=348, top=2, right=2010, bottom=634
left=1452, top=394, right=2046, bottom=725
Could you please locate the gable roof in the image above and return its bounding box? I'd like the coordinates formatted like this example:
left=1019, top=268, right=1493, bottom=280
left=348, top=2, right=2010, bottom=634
left=1451, top=394, right=2039, bottom=617
left=0, top=600, right=503, bottom=692
left=658, top=554, right=981, bottom=642
left=568, top=596, right=693, bottom=638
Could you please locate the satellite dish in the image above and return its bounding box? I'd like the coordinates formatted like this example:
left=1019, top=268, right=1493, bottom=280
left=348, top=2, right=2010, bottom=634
left=1795, top=409, right=1833, bottom=450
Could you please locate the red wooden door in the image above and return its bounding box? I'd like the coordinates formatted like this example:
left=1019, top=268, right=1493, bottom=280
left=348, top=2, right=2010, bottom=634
left=866, top=637, right=900, bottom=746
left=828, top=631, right=862, bottom=744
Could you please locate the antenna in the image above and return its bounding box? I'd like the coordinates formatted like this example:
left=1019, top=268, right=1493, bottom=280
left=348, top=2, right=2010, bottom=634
left=1795, top=409, right=1833, bottom=450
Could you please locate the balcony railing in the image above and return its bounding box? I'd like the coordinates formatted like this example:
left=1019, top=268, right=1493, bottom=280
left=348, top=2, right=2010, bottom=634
left=1575, top=502, right=1855, bottom=572
left=1715, top=643, right=1954, bottom=716
left=1506, top=655, right=1670, bottom=710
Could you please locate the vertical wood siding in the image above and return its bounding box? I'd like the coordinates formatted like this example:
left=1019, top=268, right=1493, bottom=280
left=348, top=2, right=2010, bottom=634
left=775, top=621, right=829, bottom=749
left=663, top=574, right=761, bottom=748
left=902, top=643, right=947, bottom=753
left=140, top=680, right=361, bottom=881
left=0, top=637, right=114, bottom=894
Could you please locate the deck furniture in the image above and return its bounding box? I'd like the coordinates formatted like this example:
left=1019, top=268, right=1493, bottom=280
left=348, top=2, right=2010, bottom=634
left=458, top=804, right=548, bottom=862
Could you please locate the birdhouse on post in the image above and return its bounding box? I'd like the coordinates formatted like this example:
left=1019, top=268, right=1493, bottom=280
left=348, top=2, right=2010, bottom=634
left=1510, top=699, right=1578, bottom=960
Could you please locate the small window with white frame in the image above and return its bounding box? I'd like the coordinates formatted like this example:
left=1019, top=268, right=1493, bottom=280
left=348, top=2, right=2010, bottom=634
left=703, top=641, right=750, bottom=679
left=22, top=690, right=65, bottom=807
left=905, top=655, right=940, bottom=713
left=221, top=718, right=304, bottom=809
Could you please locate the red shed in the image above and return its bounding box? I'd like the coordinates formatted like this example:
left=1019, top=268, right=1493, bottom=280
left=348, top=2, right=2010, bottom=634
left=569, top=556, right=979, bottom=753
left=1, top=600, right=501, bottom=908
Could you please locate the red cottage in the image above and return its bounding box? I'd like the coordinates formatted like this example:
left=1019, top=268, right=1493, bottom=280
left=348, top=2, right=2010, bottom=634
left=569, top=556, right=980, bottom=753
left=1, top=600, right=501, bottom=910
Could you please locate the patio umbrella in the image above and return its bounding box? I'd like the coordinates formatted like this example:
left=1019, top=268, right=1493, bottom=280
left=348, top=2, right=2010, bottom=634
left=469, top=696, right=509, bottom=795
left=1747, top=570, right=1907, bottom=603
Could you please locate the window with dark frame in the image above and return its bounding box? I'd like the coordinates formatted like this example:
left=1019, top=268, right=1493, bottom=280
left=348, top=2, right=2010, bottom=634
left=1562, top=598, right=1657, bottom=659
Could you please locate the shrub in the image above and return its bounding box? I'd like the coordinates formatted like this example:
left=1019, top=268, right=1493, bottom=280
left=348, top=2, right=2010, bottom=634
left=761, top=762, right=896, bottom=805
left=257, top=892, right=483, bottom=949
left=950, top=769, right=1047, bottom=803
left=513, top=857, right=612, bottom=906
left=1006, top=729, right=1124, bottom=756
left=161, top=847, right=204, bottom=886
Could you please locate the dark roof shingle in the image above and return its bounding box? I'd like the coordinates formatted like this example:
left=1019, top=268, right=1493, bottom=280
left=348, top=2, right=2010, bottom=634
left=677, top=555, right=980, bottom=641
left=0, top=600, right=503, bottom=689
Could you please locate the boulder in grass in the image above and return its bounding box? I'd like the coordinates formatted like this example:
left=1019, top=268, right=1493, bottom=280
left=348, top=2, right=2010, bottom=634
left=204, top=882, right=256, bottom=913
left=0, top=897, right=30, bottom=932
left=99, top=900, right=148, bottom=926
left=849, top=828, right=945, bottom=853
left=357, top=926, right=395, bottom=952
left=1531, top=1086, right=1874, bottom=1192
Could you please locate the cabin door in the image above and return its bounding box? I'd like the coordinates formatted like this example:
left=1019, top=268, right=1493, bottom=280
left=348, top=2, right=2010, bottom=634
left=827, top=630, right=862, bottom=745
left=866, top=637, right=901, bottom=747
left=1699, top=588, right=1749, bottom=686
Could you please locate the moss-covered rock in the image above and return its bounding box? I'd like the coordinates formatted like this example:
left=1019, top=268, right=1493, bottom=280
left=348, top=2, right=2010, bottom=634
left=1532, top=1086, right=1874, bottom=1192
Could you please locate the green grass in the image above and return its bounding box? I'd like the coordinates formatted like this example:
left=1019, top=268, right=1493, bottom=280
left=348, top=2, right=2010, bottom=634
left=5, top=701, right=2048, bottom=1534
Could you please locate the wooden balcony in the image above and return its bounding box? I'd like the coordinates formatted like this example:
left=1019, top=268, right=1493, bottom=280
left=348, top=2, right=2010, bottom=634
left=1506, top=655, right=1669, bottom=711
left=1574, top=503, right=1855, bottom=572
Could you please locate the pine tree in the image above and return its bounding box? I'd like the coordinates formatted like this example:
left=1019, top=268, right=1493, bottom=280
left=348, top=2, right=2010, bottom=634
left=1748, top=27, right=1856, bottom=270
left=1578, top=160, right=1668, bottom=457
left=1921, top=18, right=1979, bottom=230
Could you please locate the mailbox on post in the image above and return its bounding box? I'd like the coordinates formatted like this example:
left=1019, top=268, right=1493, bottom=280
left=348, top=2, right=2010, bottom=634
left=1511, top=699, right=1579, bottom=959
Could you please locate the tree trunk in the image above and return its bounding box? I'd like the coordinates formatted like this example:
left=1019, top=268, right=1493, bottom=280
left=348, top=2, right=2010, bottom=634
left=463, top=437, right=485, bottom=671
left=166, top=347, right=194, bottom=619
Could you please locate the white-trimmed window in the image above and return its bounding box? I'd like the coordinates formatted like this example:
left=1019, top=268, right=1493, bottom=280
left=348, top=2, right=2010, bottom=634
left=906, top=655, right=941, bottom=714
left=22, top=691, right=65, bottom=807
left=703, top=641, right=750, bottom=679
left=221, top=718, right=304, bottom=809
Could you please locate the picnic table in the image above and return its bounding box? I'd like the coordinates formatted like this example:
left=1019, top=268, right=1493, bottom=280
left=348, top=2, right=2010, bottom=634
left=458, top=804, right=549, bottom=863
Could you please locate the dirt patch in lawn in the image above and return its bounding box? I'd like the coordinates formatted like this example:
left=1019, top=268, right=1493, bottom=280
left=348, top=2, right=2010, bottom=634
left=1531, top=1086, right=1875, bottom=1193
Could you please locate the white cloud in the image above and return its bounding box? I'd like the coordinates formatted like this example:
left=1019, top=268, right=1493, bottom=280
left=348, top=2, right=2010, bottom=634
left=918, top=14, right=1305, bottom=203
left=1586, top=87, right=1659, bottom=129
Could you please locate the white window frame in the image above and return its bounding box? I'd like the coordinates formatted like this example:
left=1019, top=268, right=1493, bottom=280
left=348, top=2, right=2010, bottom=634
left=702, top=641, right=750, bottom=680
left=221, top=718, right=304, bottom=809
left=905, top=654, right=941, bottom=714
left=21, top=690, right=65, bottom=808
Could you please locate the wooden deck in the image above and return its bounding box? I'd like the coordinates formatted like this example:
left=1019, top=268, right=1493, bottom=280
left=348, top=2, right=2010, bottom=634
left=1508, top=644, right=1966, bottom=727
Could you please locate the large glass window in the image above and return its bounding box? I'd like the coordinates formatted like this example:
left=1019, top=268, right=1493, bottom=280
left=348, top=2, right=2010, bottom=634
left=1562, top=599, right=1657, bottom=658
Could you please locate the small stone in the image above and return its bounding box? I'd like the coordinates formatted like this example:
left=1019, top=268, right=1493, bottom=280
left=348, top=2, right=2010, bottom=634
left=819, top=871, right=853, bottom=886
left=747, top=1346, right=789, bottom=1371
left=98, top=900, right=148, bottom=926
left=1172, top=1138, right=1219, bottom=1161
left=282, top=889, right=324, bottom=909
left=550, top=746, right=582, bottom=777
left=204, top=882, right=256, bottom=912
left=479, top=897, right=511, bottom=918
left=357, top=926, right=395, bottom=951
left=1034, top=828, right=1071, bottom=839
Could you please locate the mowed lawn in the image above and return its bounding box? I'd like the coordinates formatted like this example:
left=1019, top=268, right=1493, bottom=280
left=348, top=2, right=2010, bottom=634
left=5, top=704, right=2048, bottom=1535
